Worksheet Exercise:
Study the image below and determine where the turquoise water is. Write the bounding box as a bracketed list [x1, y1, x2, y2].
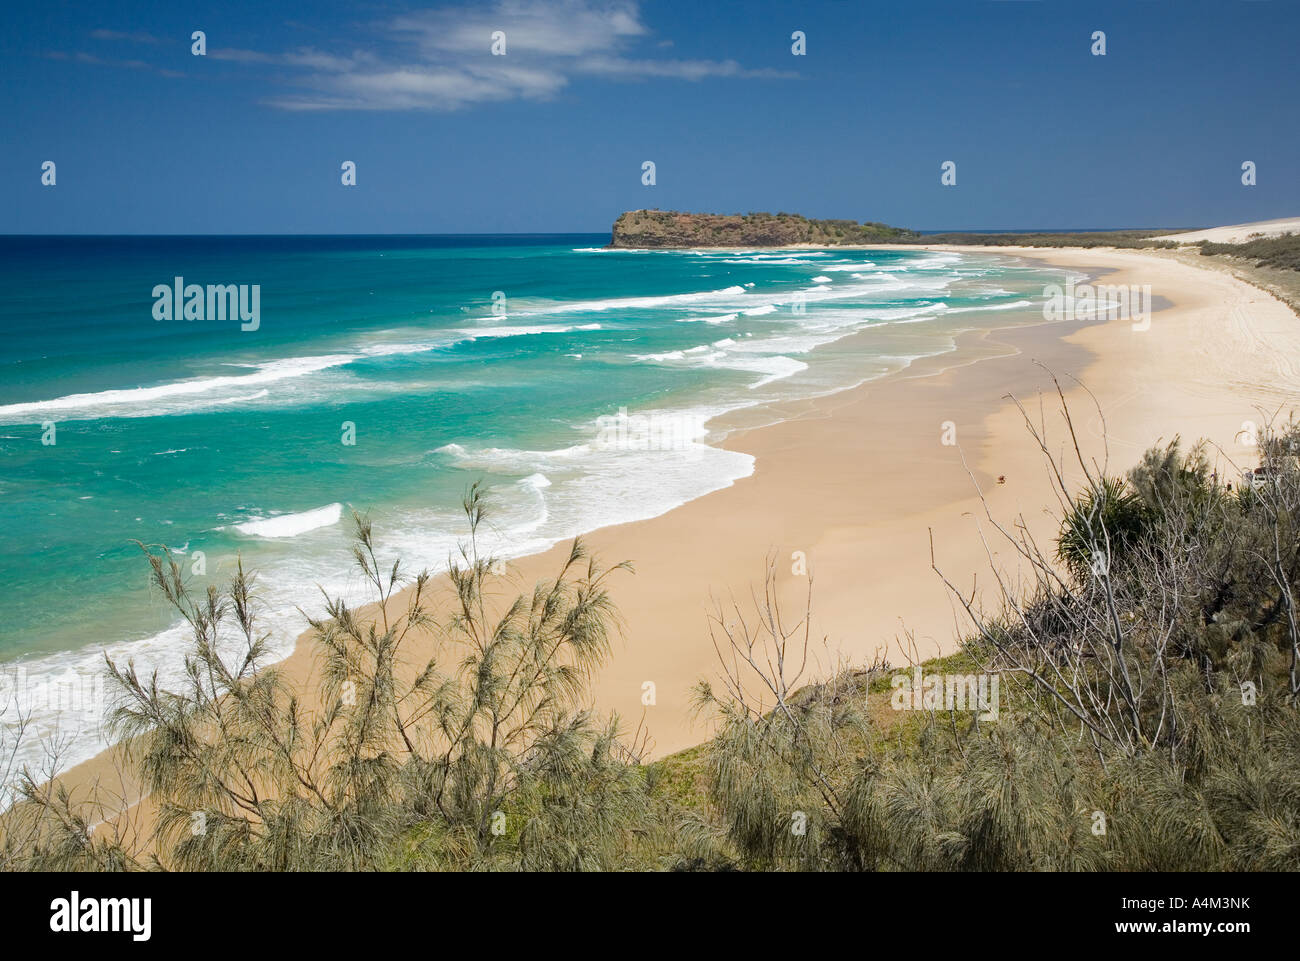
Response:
[0, 234, 1066, 781]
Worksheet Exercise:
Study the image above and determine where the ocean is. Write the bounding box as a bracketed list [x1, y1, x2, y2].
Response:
[0, 234, 1069, 790]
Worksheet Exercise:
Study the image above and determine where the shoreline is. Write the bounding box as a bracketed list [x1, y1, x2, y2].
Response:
[40, 244, 1300, 847]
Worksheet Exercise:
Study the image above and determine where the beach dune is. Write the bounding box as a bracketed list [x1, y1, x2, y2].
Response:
[1155, 216, 1300, 245]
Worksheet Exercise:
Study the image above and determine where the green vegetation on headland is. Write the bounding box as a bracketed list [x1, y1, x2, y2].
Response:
[609, 209, 921, 247]
[610, 210, 1300, 270]
[4, 392, 1299, 872]
[608, 209, 1188, 250]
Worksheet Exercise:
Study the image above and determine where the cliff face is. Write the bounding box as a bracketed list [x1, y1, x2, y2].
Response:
[609, 210, 920, 248]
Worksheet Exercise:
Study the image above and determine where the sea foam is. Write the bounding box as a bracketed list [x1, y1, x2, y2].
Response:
[233, 503, 344, 538]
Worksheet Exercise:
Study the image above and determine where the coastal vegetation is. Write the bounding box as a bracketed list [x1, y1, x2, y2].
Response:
[608, 209, 1185, 250]
[610, 210, 920, 247]
[3, 400, 1300, 871]
[913, 230, 1183, 248]
[1199, 232, 1300, 272]
[610, 211, 1300, 267]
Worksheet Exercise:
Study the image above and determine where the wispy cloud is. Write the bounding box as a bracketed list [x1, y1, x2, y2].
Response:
[46, 49, 183, 78]
[47, 27, 178, 76]
[238, 0, 794, 111]
[89, 28, 165, 45]
[52, 1, 792, 110]
[575, 55, 791, 80]
[393, 0, 647, 57]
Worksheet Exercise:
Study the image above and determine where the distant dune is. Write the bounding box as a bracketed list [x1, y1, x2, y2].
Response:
[1157, 216, 1300, 244]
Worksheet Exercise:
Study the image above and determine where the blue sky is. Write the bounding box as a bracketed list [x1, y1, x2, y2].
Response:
[2, 0, 1297, 234]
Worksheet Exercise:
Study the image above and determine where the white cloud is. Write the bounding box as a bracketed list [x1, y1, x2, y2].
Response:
[221, 0, 791, 111]
[394, 0, 647, 57]
[576, 55, 793, 80]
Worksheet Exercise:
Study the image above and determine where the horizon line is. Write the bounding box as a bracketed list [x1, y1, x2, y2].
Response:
[0, 226, 1212, 239]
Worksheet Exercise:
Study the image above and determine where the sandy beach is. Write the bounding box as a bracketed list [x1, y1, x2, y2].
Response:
[48, 244, 1300, 846]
